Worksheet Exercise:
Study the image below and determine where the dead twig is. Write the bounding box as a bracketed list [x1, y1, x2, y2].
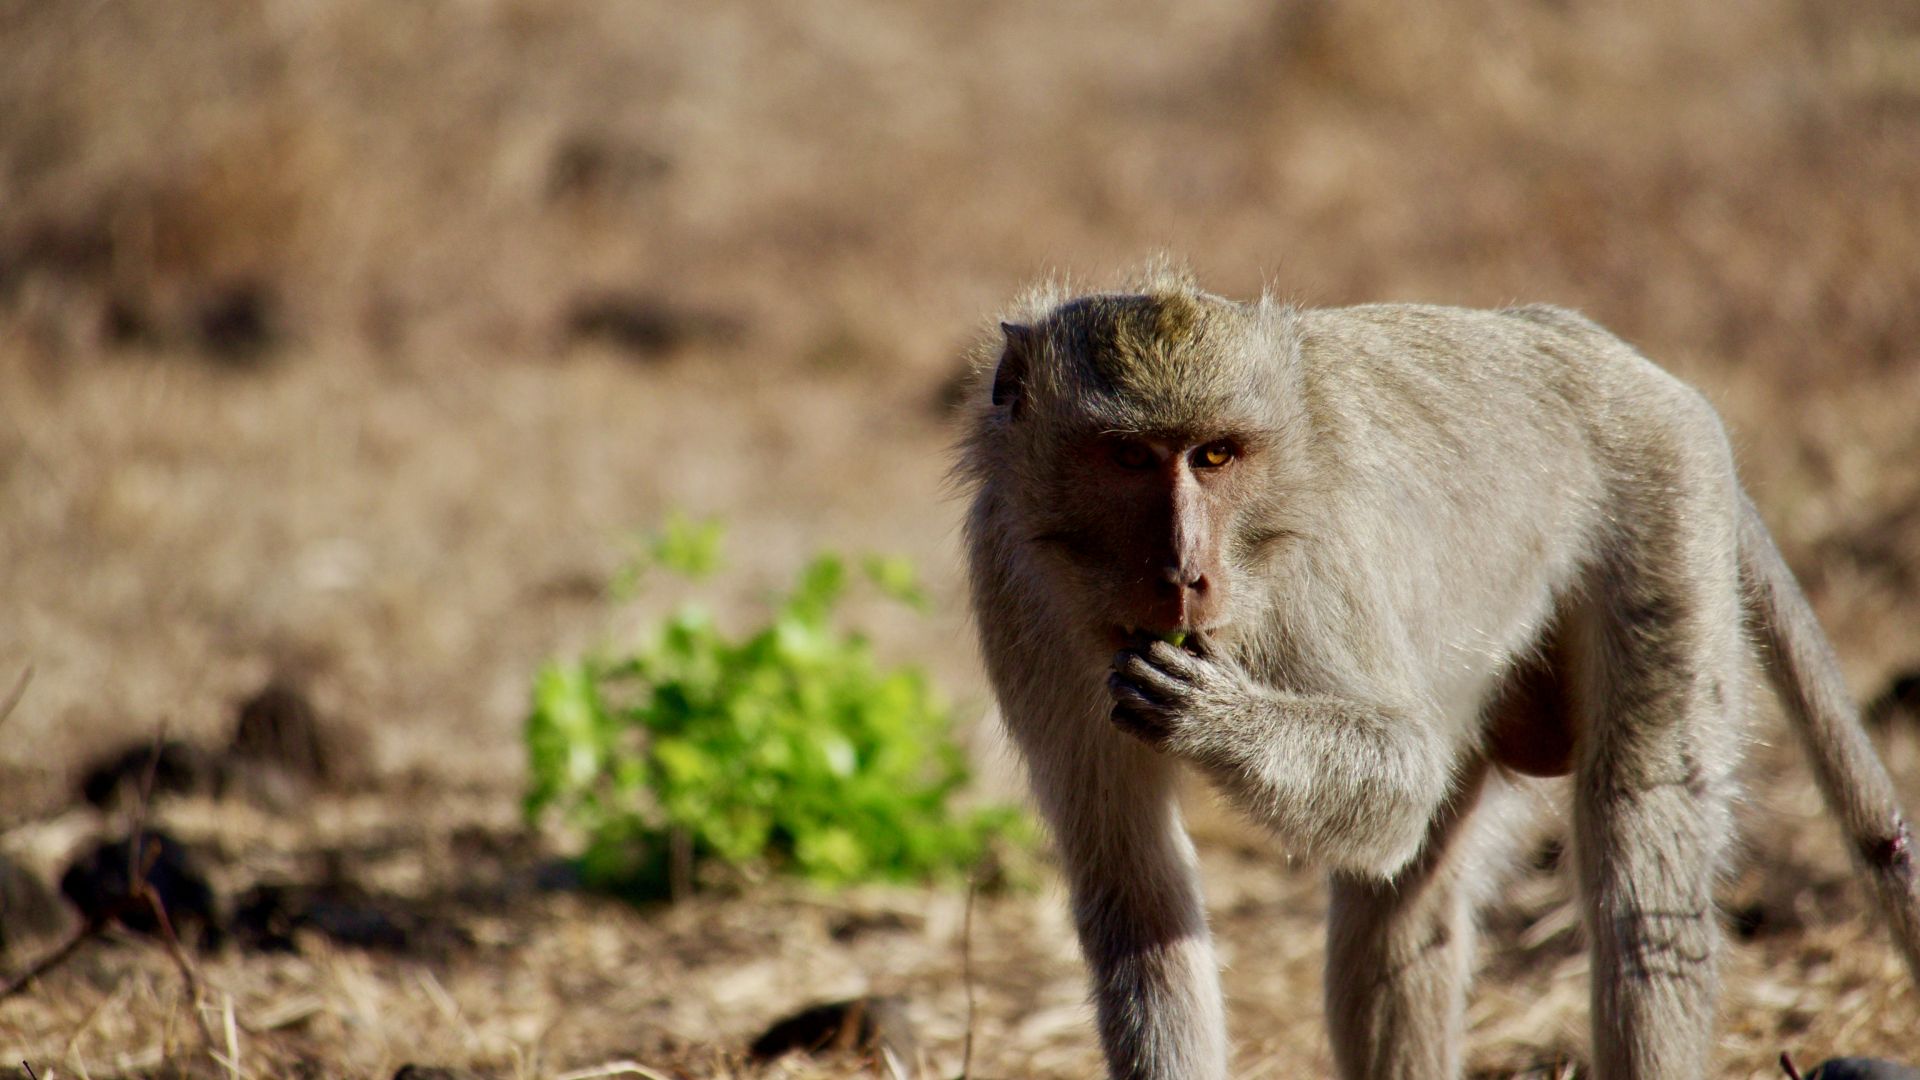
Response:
[0, 917, 109, 999]
[1781, 1051, 1805, 1080]
[125, 724, 168, 874]
[126, 723, 219, 1050]
[668, 826, 692, 903]
[211, 993, 244, 1080]
[553, 1062, 676, 1080]
[0, 726, 165, 1000]
[139, 865, 216, 1048]
[0, 724, 222, 1059]
[0, 665, 30, 726]
[959, 870, 980, 1080]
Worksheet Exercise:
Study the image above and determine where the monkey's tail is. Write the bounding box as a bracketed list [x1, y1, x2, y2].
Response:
[1738, 493, 1920, 987]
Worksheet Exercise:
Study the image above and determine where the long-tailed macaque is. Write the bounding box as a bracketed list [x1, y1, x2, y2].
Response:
[957, 269, 1920, 1079]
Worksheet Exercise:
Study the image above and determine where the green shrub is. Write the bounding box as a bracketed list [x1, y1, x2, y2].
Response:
[524, 516, 1025, 898]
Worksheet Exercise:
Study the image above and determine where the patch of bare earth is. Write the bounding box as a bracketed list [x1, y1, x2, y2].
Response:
[3, 0, 1918, 1075]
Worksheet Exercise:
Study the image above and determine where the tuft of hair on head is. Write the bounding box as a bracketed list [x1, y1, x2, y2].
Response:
[961, 262, 1306, 444]
[1124, 255, 1202, 299]
[988, 258, 1203, 343]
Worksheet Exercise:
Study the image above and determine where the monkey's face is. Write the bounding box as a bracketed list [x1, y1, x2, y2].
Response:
[1025, 430, 1254, 649]
[973, 289, 1306, 653]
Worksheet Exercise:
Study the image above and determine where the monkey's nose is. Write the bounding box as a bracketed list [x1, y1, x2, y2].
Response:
[1157, 566, 1209, 594]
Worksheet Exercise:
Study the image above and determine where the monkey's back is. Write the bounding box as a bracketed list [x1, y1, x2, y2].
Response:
[1282, 302, 1731, 712]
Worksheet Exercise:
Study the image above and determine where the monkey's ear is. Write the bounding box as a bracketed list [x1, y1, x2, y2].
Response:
[992, 321, 1034, 416]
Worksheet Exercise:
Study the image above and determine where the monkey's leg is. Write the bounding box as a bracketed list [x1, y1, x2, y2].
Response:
[1018, 712, 1227, 1080]
[1326, 760, 1506, 1080]
[1573, 506, 1744, 1079]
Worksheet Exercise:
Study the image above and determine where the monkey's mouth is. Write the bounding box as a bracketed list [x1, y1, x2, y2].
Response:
[1111, 626, 1215, 653]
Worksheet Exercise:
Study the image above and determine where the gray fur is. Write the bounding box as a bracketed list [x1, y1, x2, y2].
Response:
[957, 269, 1920, 1080]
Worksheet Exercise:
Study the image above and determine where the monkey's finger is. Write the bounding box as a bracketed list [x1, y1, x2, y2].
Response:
[1110, 702, 1169, 744]
[1141, 639, 1206, 679]
[1108, 673, 1176, 712]
[1113, 653, 1193, 695]
[1183, 629, 1222, 659]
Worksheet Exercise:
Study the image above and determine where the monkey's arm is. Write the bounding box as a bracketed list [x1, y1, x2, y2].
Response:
[1109, 641, 1453, 877]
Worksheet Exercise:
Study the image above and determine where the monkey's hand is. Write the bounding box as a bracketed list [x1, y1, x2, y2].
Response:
[1109, 637, 1453, 876]
[1107, 638, 1267, 755]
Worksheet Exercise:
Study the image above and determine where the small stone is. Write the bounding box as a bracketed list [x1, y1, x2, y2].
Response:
[750, 995, 917, 1073]
[78, 739, 225, 808]
[562, 291, 746, 360]
[1807, 1059, 1920, 1080]
[57, 831, 220, 947]
[1864, 668, 1920, 730]
[230, 679, 341, 785]
[231, 881, 468, 956]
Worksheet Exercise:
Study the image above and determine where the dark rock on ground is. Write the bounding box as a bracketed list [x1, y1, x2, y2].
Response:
[101, 292, 159, 348]
[562, 291, 745, 360]
[827, 909, 916, 942]
[78, 739, 227, 808]
[545, 132, 672, 201]
[1468, 1066, 1578, 1080]
[1729, 900, 1771, 940]
[531, 857, 586, 893]
[392, 1067, 489, 1080]
[230, 678, 345, 786]
[232, 880, 470, 956]
[0, 852, 69, 954]
[228, 887, 297, 951]
[57, 831, 220, 947]
[193, 278, 282, 365]
[100, 279, 286, 367]
[1806, 1060, 1920, 1080]
[74, 679, 353, 815]
[1727, 868, 1853, 942]
[750, 995, 917, 1072]
[1864, 668, 1920, 729]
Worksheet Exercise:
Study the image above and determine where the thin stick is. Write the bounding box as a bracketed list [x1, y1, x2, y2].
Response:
[1780, 1051, 1805, 1080]
[61, 970, 132, 1061]
[668, 827, 692, 903]
[125, 724, 218, 1049]
[21, 1062, 38, 1080]
[552, 1061, 675, 1080]
[126, 723, 169, 880]
[135, 842, 218, 1052]
[0, 665, 30, 727]
[0, 862, 209, 1016]
[0, 920, 107, 999]
[1, 720, 226, 1071]
[217, 993, 243, 1080]
[0, 729, 212, 1010]
[959, 871, 980, 1080]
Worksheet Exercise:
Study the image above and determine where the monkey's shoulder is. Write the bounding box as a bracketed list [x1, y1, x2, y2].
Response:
[1293, 301, 1700, 424]
[1299, 302, 1631, 364]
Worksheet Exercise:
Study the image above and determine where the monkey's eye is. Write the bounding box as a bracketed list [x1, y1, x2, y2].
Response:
[1109, 440, 1157, 471]
[1192, 441, 1236, 469]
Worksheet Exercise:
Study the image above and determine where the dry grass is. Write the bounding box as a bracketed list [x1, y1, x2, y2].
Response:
[2, 0, 1919, 1075]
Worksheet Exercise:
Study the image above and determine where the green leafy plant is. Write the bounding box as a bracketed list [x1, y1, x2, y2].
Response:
[525, 518, 1025, 898]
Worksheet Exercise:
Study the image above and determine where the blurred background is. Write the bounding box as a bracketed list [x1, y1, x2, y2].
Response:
[2, 0, 1918, 1076]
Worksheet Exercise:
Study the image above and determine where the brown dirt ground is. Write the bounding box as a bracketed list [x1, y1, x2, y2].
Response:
[3, 0, 1919, 1076]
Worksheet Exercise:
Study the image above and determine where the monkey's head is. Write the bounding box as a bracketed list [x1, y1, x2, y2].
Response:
[964, 279, 1310, 652]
